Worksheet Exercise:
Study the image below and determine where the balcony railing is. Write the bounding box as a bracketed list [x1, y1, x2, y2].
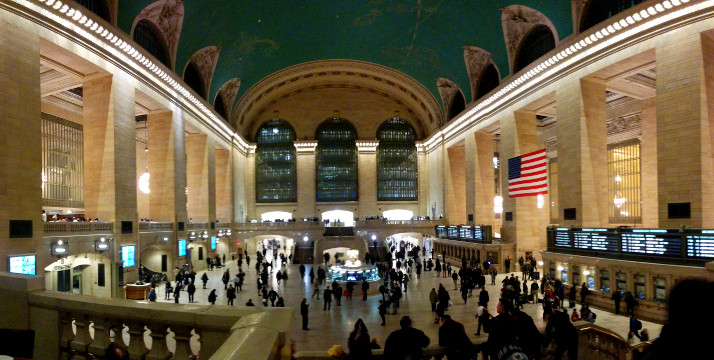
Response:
[186, 222, 208, 230]
[356, 219, 445, 228]
[43, 222, 113, 233]
[27, 290, 292, 360]
[216, 222, 230, 229]
[138, 222, 174, 231]
[234, 222, 325, 230]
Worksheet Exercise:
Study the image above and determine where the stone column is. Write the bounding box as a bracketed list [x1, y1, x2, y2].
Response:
[416, 143, 428, 217]
[244, 147, 256, 219]
[466, 131, 496, 226]
[83, 74, 139, 283]
[499, 111, 548, 257]
[186, 134, 216, 223]
[556, 78, 608, 226]
[231, 144, 247, 223]
[656, 33, 714, 227]
[640, 103, 658, 227]
[446, 146, 466, 224]
[295, 141, 317, 219]
[147, 110, 187, 223]
[357, 141, 378, 219]
[0, 24, 42, 271]
[215, 149, 232, 224]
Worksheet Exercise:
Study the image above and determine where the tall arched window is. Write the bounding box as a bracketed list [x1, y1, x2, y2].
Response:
[75, 0, 111, 23]
[581, 0, 646, 33]
[316, 117, 358, 202]
[133, 20, 171, 68]
[184, 62, 205, 99]
[477, 64, 500, 99]
[256, 119, 297, 203]
[377, 118, 417, 201]
[448, 92, 466, 120]
[513, 25, 555, 73]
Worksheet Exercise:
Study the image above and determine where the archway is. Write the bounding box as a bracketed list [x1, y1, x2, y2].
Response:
[44, 253, 113, 297]
[321, 210, 354, 227]
[261, 211, 293, 222]
[382, 209, 413, 220]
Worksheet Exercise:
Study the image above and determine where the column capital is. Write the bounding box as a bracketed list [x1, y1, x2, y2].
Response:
[294, 140, 318, 154]
[356, 140, 379, 154]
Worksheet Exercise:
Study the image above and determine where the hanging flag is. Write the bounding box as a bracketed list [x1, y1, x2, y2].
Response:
[508, 148, 548, 198]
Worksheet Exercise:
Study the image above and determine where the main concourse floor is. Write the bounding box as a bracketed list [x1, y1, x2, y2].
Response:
[152, 251, 662, 353]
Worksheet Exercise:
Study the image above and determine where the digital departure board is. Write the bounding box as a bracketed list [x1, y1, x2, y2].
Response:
[621, 229, 681, 257]
[474, 227, 484, 241]
[554, 228, 571, 248]
[459, 226, 473, 240]
[572, 228, 619, 252]
[686, 230, 714, 258]
[447, 226, 459, 239]
[436, 226, 447, 238]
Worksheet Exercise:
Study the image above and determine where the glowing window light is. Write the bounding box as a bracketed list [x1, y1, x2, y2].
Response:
[139, 172, 150, 194]
[537, 194, 544, 209]
[494, 196, 503, 214]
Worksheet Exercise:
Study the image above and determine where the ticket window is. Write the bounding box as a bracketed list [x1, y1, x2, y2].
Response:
[600, 270, 610, 293]
[586, 272, 595, 290]
[634, 274, 646, 299]
[572, 266, 581, 287]
[560, 269, 568, 284]
[549, 263, 556, 279]
[616, 272, 627, 293]
[654, 277, 666, 303]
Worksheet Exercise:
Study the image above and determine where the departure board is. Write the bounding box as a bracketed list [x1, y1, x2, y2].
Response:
[621, 229, 681, 257]
[554, 228, 572, 248]
[572, 228, 619, 251]
[474, 227, 484, 241]
[436, 226, 447, 238]
[447, 226, 459, 239]
[686, 230, 714, 258]
[459, 226, 473, 240]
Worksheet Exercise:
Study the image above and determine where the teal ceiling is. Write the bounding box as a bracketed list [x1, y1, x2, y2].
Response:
[118, 0, 572, 112]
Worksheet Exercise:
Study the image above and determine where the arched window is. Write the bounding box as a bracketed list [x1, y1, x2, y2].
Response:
[256, 119, 297, 203]
[448, 92, 466, 120]
[377, 118, 417, 201]
[214, 94, 227, 119]
[513, 25, 555, 73]
[477, 64, 500, 99]
[133, 20, 171, 68]
[581, 0, 646, 33]
[75, 0, 111, 23]
[316, 117, 358, 202]
[184, 62, 205, 99]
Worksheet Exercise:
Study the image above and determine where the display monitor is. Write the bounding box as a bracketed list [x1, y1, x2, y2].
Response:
[9, 254, 36, 275]
[211, 236, 217, 250]
[121, 246, 135, 268]
[178, 240, 187, 257]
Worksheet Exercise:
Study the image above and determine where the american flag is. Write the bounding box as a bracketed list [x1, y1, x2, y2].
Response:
[508, 148, 548, 198]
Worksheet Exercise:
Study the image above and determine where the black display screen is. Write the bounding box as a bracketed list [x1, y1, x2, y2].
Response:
[621, 229, 681, 257]
[554, 228, 571, 248]
[447, 226, 459, 239]
[459, 226, 473, 240]
[474, 227, 484, 241]
[686, 230, 714, 258]
[572, 228, 619, 252]
[436, 226, 447, 238]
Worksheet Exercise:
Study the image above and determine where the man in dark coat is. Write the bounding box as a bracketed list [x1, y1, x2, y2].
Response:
[612, 290, 622, 314]
[384, 316, 430, 360]
[545, 310, 578, 359]
[438, 315, 474, 360]
[300, 298, 309, 330]
[361, 279, 370, 300]
[625, 291, 638, 315]
[484, 298, 518, 359]
[323, 286, 333, 310]
[479, 288, 490, 308]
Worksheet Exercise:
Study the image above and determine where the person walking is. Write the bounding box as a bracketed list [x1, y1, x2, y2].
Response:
[625, 291, 638, 316]
[568, 286, 577, 308]
[164, 282, 173, 300]
[334, 284, 343, 306]
[347, 319, 373, 359]
[312, 279, 321, 299]
[201, 272, 209, 289]
[628, 314, 643, 343]
[222, 270, 229, 290]
[531, 280, 540, 304]
[227, 284, 236, 305]
[378, 300, 387, 326]
[452, 271, 459, 290]
[545, 309, 578, 359]
[301, 298, 309, 330]
[580, 282, 590, 305]
[475, 305, 488, 336]
[148, 288, 157, 302]
[268, 287, 278, 307]
[384, 316, 430, 360]
[429, 288, 438, 312]
[346, 281, 355, 300]
[173, 285, 180, 304]
[299, 264, 306, 279]
[323, 286, 333, 310]
[479, 288, 490, 309]
[612, 290, 623, 315]
[361, 279, 370, 300]
[208, 289, 217, 304]
[187, 281, 196, 303]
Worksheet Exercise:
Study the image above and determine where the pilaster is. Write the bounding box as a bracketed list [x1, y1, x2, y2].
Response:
[295, 141, 317, 219]
[356, 141, 378, 218]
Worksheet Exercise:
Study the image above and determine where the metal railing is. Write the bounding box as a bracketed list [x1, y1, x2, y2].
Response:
[186, 222, 208, 230]
[138, 222, 174, 231]
[43, 222, 113, 233]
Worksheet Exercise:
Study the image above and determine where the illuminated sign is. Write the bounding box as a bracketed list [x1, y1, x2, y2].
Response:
[9, 255, 36, 275]
[211, 236, 217, 250]
[178, 240, 187, 257]
[121, 246, 135, 268]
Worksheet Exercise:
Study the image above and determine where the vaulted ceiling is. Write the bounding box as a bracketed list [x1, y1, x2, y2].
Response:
[117, 0, 573, 115]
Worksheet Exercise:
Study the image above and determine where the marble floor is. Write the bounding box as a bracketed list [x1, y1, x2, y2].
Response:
[153, 252, 662, 353]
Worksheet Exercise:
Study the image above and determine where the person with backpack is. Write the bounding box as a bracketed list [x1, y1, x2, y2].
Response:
[201, 272, 209, 289]
[208, 289, 217, 304]
[629, 314, 643, 342]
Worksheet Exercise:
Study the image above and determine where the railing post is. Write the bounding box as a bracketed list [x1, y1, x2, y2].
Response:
[88, 318, 113, 358]
[171, 327, 196, 360]
[145, 324, 172, 360]
[110, 321, 129, 350]
[125, 322, 149, 360]
[59, 312, 75, 360]
[69, 313, 92, 359]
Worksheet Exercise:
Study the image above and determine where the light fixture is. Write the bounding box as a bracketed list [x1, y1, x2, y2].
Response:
[95, 237, 110, 252]
[615, 175, 622, 182]
[538, 261, 544, 266]
[303, 236, 308, 242]
[537, 194, 544, 209]
[583, 270, 591, 276]
[163, 237, 169, 241]
[557, 265, 564, 271]
[371, 235, 377, 240]
[52, 240, 68, 257]
[139, 119, 150, 194]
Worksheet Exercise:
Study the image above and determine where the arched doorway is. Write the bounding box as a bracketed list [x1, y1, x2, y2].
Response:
[321, 210, 354, 227]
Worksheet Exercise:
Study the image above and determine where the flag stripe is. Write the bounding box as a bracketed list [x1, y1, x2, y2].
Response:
[508, 148, 548, 198]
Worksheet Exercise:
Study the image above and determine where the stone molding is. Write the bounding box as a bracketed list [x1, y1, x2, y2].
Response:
[436, 78, 463, 124]
[232, 60, 443, 138]
[130, 0, 184, 71]
[216, 78, 241, 119]
[501, 5, 559, 75]
[184, 45, 221, 99]
[463, 46, 501, 102]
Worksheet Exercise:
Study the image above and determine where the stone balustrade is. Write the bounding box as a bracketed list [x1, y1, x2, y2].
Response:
[234, 222, 325, 231]
[355, 219, 445, 228]
[43, 222, 113, 233]
[27, 290, 292, 360]
[186, 222, 208, 230]
[215, 222, 230, 229]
